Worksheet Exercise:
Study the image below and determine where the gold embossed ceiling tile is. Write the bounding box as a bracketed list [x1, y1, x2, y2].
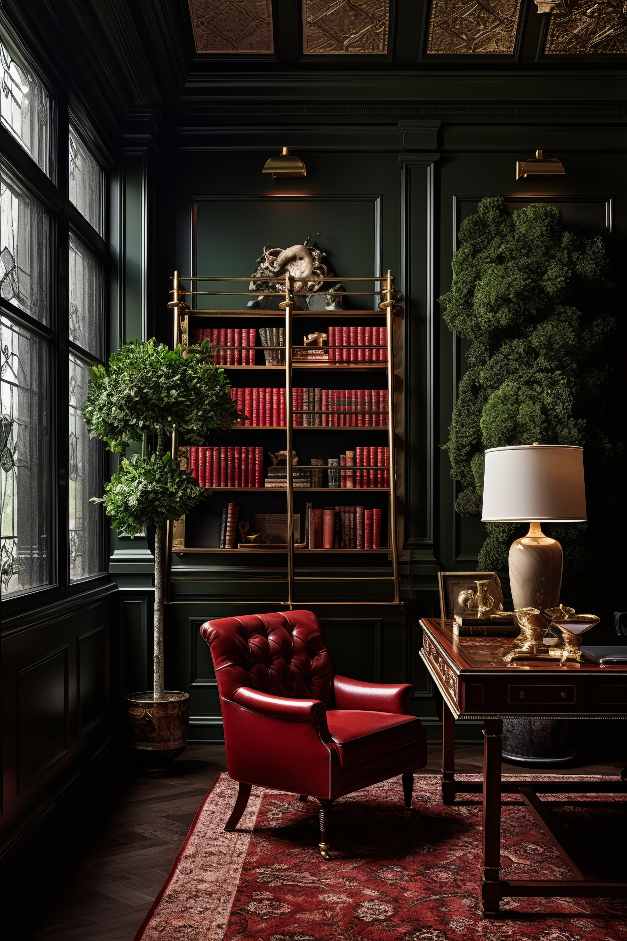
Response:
[303, 0, 390, 54]
[426, 0, 523, 55]
[545, 0, 627, 55]
[187, 0, 273, 54]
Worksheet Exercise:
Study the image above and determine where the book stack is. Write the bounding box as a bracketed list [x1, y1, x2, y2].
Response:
[293, 388, 388, 427]
[336, 447, 389, 488]
[264, 461, 312, 489]
[187, 446, 263, 488]
[305, 504, 384, 550]
[193, 327, 256, 365]
[218, 502, 239, 549]
[328, 326, 388, 363]
[229, 387, 286, 427]
[259, 327, 285, 365]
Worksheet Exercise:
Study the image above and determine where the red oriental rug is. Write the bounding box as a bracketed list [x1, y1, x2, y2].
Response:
[136, 773, 627, 941]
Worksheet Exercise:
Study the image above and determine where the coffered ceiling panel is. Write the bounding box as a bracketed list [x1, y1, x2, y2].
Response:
[187, 0, 273, 54]
[545, 1, 627, 55]
[426, 0, 523, 55]
[302, 0, 390, 54]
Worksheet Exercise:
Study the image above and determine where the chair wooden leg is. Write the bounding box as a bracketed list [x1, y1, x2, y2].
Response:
[224, 782, 252, 832]
[318, 800, 333, 860]
[402, 772, 414, 810]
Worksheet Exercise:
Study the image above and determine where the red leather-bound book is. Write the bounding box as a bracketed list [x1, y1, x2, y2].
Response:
[380, 326, 388, 363]
[355, 505, 365, 549]
[234, 328, 241, 366]
[189, 446, 199, 482]
[321, 389, 329, 428]
[224, 446, 232, 487]
[198, 447, 206, 488]
[209, 329, 218, 361]
[204, 448, 212, 489]
[342, 326, 350, 363]
[364, 509, 373, 550]
[248, 328, 256, 366]
[384, 446, 390, 487]
[339, 453, 346, 488]
[372, 508, 383, 549]
[240, 446, 248, 488]
[234, 447, 241, 488]
[345, 450, 354, 488]
[255, 447, 263, 487]
[218, 328, 226, 365]
[322, 508, 335, 549]
[252, 388, 259, 427]
[259, 387, 266, 427]
[357, 325, 365, 363]
[354, 446, 361, 488]
[280, 388, 286, 427]
[328, 325, 335, 364]
[248, 448, 255, 488]
[364, 325, 372, 363]
[225, 502, 239, 549]
[244, 387, 252, 426]
[272, 387, 280, 427]
[348, 326, 357, 363]
[226, 328, 235, 366]
[367, 446, 375, 487]
[210, 447, 219, 488]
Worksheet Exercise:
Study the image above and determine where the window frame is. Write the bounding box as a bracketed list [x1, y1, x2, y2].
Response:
[0, 12, 113, 618]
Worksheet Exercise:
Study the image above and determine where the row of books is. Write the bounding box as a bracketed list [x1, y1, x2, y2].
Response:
[305, 504, 385, 550]
[328, 326, 388, 363]
[193, 328, 256, 365]
[188, 447, 264, 488]
[294, 388, 388, 427]
[230, 387, 286, 427]
[337, 447, 390, 488]
[218, 502, 239, 549]
[259, 327, 286, 365]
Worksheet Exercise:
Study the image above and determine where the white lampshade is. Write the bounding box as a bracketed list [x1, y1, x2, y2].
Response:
[481, 444, 586, 523]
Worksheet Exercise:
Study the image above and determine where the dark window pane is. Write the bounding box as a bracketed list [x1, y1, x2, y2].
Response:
[68, 127, 103, 234]
[68, 353, 102, 582]
[1, 316, 51, 596]
[69, 232, 103, 357]
[0, 35, 51, 174]
[0, 166, 50, 323]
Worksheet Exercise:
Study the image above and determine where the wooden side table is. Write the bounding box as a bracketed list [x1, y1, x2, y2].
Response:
[419, 617, 627, 916]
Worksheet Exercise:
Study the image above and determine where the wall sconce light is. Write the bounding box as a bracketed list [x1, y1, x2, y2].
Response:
[262, 146, 307, 180]
[534, 1, 560, 12]
[515, 148, 566, 182]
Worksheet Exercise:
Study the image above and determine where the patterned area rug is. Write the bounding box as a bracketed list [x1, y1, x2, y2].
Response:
[136, 773, 627, 941]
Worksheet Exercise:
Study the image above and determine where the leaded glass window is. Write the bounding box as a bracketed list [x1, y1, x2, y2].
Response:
[68, 127, 104, 235]
[0, 34, 50, 175]
[0, 166, 49, 323]
[1, 315, 50, 596]
[69, 232, 103, 357]
[69, 353, 102, 582]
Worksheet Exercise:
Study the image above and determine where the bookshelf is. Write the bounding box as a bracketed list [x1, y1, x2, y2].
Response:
[167, 269, 400, 606]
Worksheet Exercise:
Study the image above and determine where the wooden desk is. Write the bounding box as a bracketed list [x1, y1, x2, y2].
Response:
[419, 617, 627, 916]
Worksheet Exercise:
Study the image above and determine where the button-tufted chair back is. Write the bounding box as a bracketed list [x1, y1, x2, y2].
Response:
[201, 609, 335, 705]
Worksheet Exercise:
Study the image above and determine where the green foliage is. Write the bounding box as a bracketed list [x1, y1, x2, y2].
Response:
[84, 337, 238, 534]
[96, 453, 205, 536]
[83, 339, 238, 453]
[441, 197, 615, 590]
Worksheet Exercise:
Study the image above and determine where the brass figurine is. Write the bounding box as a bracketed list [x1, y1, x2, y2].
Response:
[504, 607, 548, 663]
[545, 606, 600, 664]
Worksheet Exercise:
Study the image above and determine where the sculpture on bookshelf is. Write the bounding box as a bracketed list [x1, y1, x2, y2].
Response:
[247, 237, 344, 310]
[293, 331, 329, 363]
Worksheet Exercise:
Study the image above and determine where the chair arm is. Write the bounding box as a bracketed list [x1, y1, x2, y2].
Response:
[333, 675, 413, 714]
[232, 686, 326, 724]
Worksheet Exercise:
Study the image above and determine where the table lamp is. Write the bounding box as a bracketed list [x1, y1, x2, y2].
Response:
[481, 444, 586, 610]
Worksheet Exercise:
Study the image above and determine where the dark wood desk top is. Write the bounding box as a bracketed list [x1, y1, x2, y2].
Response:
[419, 618, 627, 720]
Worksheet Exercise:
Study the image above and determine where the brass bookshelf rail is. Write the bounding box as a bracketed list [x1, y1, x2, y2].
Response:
[167, 269, 401, 606]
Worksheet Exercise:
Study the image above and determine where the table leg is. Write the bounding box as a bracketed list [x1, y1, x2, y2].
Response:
[481, 718, 503, 917]
[441, 696, 456, 805]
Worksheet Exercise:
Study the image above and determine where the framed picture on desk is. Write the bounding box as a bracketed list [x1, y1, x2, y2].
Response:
[437, 571, 503, 620]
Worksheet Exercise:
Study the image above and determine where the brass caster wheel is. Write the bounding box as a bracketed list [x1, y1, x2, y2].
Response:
[319, 841, 331, 860]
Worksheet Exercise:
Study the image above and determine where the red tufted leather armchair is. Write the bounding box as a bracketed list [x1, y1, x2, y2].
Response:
[200, 609, 426, 857]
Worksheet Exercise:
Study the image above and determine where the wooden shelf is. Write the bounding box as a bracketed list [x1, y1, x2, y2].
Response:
[187, 309, 383, 319]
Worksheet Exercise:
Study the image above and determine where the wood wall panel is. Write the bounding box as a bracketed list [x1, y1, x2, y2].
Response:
[17, 648, 70, 794]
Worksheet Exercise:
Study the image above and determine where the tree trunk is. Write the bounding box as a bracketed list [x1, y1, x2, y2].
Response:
[153, 522, 165, 701]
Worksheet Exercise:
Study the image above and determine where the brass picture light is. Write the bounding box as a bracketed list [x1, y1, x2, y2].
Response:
[262, 146, 307, 179]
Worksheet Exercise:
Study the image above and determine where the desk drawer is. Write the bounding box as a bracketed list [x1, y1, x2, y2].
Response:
[507, 683, 576, 706]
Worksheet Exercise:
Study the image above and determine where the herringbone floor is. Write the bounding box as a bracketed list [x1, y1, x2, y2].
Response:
[5, 743, 625, 941]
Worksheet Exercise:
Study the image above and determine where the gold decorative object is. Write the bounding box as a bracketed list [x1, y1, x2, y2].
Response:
[187, 0, 274, 54]
[515, 148, 566, 182]
[475, 579, 498, 619]
[545, 606, 600, 664]
[302, 0, 390, 55]
[262, 147, 307, 180]
[545, 0, 627, 55]
[248, 239, 327, 305]
[534, 0, 560, 12]
[504, 607, 548, 663]
[426, 0, 522, 56]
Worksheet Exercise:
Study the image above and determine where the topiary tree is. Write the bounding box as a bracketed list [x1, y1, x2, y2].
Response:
[83, 339, 238, 701]
[440, 197, 616, 602]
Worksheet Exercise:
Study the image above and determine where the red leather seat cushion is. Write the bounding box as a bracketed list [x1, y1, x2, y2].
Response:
[326, 709, 424, 769]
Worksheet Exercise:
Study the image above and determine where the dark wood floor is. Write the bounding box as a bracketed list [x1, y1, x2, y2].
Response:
[6, 742, 626, 941]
